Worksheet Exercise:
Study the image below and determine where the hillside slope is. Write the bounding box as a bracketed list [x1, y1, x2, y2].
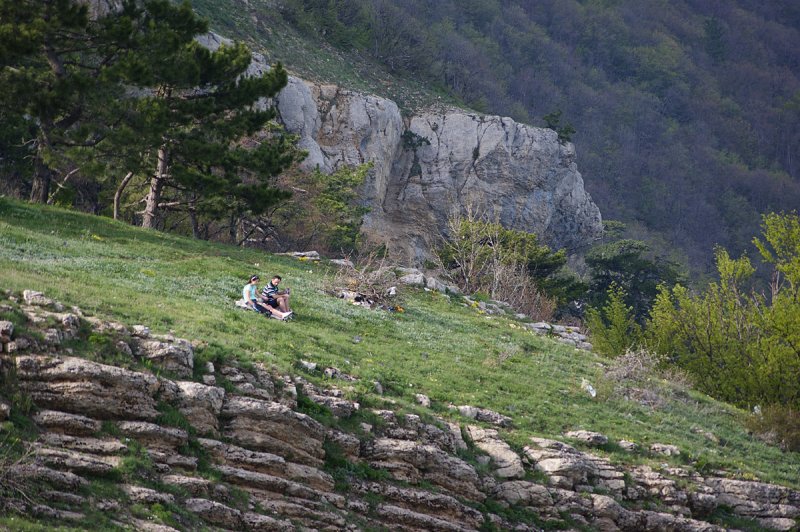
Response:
[1, 200, 800, 530]
[191, 0, 800, 276]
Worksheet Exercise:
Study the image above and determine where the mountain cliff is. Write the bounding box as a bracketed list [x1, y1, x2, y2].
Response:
[276, 75, 602, 263]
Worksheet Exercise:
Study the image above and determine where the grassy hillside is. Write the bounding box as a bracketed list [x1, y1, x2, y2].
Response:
[1, 197, 799, 490]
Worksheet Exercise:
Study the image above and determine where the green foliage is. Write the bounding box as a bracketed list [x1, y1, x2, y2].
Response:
[542, 110, 576, 144]
[323, 439, 389, 492]
[648, 213, 800, 411]
[585, 284, 641, 357]
[229, 0, 800, 280]
[745, 404, 800, 453]
[586, 231, 684, 322]
[0, 0, 302, 236]
[239, 163, 370, 254]
[437, 210, 573, 301]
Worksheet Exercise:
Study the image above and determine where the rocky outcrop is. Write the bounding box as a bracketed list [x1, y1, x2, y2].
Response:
[3, 289, 800, 532]
[275, 75, 602, 263]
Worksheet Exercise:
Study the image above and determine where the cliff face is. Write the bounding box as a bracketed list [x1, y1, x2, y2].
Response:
[276, 76, 602, 263]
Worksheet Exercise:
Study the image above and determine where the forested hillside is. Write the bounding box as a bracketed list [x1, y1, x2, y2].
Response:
[194, 0, 800, 275]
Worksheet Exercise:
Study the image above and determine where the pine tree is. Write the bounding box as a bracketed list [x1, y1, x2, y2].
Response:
[103, 1, 303, 235]
[0, 0, 143, 203]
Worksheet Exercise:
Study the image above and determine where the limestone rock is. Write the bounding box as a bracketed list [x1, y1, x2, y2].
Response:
[364, 437, 483, 500]
[650, 443, 680, 456]
[16, 356, 160, 420]
[756, 517, 800, 531]
[242, 512, 296, 531]
[122, 485, 175, 505]
[326, 429, 361, 461]
[40, 433, 126, 455]
[174, 381, 225, 435]
[398, 272, 426, 286]
[23, 290, 62, 310]
[454, 405, 512, 428]
[34, 410, 101, 437]
[375, 503, 474, 532]
[494, 480, 554, 508]
[161, 474, 213, 497]
[6, 464, 88, 490]
[357, 482, 484, 527]
[415, 393, 431, 408]
[466, 425, 524, 479]
[131, 334, 194, 377]
[222, 395, 326, 466]
[185, 498, 242, 528]
[198, 437, 287, 476]
[705, 478, 800, 520]
[34, 446, 120, 475]
[214, 465, 340, 505]
[565, 430, 609, 446]
[116, 421, 188, 450]
[275, 76, 602, 265]
[522, 437, 627, 492]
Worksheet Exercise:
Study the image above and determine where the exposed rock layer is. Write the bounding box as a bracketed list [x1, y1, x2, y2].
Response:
[2, 290, 798, 531]
[276, 76, 602, 263]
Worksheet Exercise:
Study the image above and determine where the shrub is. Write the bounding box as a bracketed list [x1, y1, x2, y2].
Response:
[585, 284, 641, 357]
[432, 206, 570, 319]
[646, 213, 800, 412]
[329, 249, 400, 308]
[746, 404, 800, 452]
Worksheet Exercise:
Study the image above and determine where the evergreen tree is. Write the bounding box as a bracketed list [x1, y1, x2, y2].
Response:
[586, 232, 684, 322]
[111, 2, 302, 234]
[0, 0, 119, 202]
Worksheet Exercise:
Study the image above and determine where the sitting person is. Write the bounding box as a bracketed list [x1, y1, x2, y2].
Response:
[261, 275, 292, 315]
[242, 275, 292, 320]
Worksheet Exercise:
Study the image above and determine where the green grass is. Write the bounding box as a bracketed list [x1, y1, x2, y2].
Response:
[1, 197, 799, 490]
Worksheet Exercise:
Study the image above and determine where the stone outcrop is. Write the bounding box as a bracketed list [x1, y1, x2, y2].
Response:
[2, 289, 799, 532]
[15, 355, 160, 420]
[275, 75, 602, 263]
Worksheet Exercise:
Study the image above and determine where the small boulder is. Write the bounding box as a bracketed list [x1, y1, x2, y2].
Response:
[650, 443, 680, 457]
[415, 394, 431, 408]
[466, 425, 525, 479]
[175, 381, 225, 435]
[131, 335, 194, 377]
[565, 430, 609, 446]
[0, 320, 13, 338]
[116, 421, 188, 450]
[23, 290, 62, 310]
[398, 272, 425, 287]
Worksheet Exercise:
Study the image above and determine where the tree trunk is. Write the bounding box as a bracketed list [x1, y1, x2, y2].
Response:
[29, 146, 51, 204]
[229, 213, 238, 244]
[142, 147, 169, 229]
[114, 171, 134, 220]
[189, 196, 200, 239]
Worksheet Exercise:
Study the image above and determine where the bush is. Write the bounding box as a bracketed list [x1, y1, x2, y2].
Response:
[432, 206, 569, 319]
[600, 348, 691, 409]
[329, 249, 400, 309]
[585, 284, 641, 357]
[746, 404, 800, 452]
[647, 213, 800, 411]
